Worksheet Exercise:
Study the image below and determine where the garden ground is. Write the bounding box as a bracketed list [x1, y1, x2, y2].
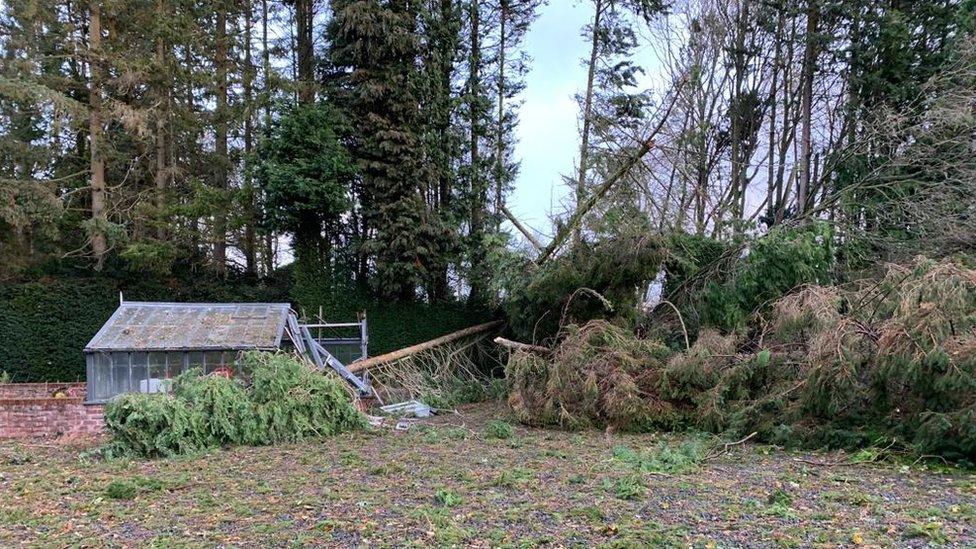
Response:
[1, 402, 973, 547]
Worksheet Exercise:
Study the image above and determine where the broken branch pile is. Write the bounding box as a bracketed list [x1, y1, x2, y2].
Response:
[504, 257, 976, 461]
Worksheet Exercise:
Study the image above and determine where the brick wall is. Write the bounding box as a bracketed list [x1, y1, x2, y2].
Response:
[0, 383, 105, 439]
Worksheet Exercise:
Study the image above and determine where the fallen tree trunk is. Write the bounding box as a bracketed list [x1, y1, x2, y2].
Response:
[536, 83, 684, 266]
[500, 204, 544, 251]
[349, 320, 504, 373]
[493, 336, 550, 355]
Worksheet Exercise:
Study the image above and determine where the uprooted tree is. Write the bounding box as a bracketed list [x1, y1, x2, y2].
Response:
[498, 36, 976, 463]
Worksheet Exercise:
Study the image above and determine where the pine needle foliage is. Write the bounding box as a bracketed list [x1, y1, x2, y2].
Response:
[104, 352, 364, 458]
[505, 320, 676, 431]
[505, 230, 665, 344]
[504, 256, 976, 461]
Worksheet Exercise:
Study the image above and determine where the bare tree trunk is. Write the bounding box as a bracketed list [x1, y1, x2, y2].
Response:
[432, 0, 455, 300]
[295, 0, 314, 103]
[495, 0, 507, 222]
[213, 5, 229, 271]
[574, 0, 604, 245]
[468, 0, 486, 304]
[797, 1, 819, 216]
[243, 0, 257, 274]
[728, 0, 745, 228]
[261, 0, 275, 274]
[765, 5, 783, 225]
[89, 0, 107, 270]
[154, 0, 169, 241]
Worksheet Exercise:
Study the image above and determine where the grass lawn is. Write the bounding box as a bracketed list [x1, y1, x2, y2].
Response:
[1, 402, 973, 547]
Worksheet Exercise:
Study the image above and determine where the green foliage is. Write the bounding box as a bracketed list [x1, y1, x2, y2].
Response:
[605, 474, 645, 500]
[104, 393, 203, 458]
[434, 489, 462, 507]
[504, 230, 666, 344]
[506, 320, 676, 431]
[483, 420, 514, 440]
[694, 223, 835, 332]
[505, 256, 976, 461]
[120, 242, 182, 275]
[611, 439, 706, 475]
[104, 352, 364, 458]
[246, 352, 365, 444]
[172, 370, 258, 447]
[662, 232, 729, 299]
[327, 0, 435, 300]
[104, 476, 173, 500]
[104, 479, 138, 500]
[255, 102, 354, 261]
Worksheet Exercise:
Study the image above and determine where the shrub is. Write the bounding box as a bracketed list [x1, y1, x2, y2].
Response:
[503, 256, 976, 461]
[667, 223, 835, 334]
[246, 352, 365, 443]
[104, 352, 364, 457]
[172, 370, 259, 446]
[104, 393, 203, 458]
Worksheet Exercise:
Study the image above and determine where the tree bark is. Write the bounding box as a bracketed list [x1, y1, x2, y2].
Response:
[295, 0, 314, 103]
[243, 0, 257, 274]
[574, 0, 604, 245]
[349, 320, 503, 373]
[431, 0, 455, 300]
[798, 1, 819, 216]
[261, 0, 275, 274]
[468, 0, 486, 304]
[154, 0, 169, 241]
[213, 4, 229, 271]
[495, 0, 507, 221]
[89, 0, 107, 270]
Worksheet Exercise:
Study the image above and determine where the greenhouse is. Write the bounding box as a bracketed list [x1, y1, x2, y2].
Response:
[84, 301, 370, 403]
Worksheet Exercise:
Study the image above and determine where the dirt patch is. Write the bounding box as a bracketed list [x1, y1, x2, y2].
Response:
[1, 402, 973, 547]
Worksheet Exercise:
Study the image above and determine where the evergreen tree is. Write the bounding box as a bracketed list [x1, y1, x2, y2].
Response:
[328, 0, 430, 300]
[255, 102, 355, 269]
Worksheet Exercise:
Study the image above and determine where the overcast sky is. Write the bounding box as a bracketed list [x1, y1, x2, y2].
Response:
[509, 1, 663, 244]
[508, 2, 592, 242]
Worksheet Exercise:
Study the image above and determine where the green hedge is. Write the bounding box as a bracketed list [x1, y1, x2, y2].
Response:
[289, 266, 491, 356]
[0, 268, 490, 382]
[0, 279, 118, 383]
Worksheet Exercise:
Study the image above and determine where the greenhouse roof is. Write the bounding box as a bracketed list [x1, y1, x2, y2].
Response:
[85, 302, 292, 352]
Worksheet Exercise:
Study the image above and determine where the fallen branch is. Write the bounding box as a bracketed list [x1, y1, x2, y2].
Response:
[705, 431, 757, 460]
[349, 320, 504, 373]
[536, 82, 684, 266]
[500, 204, 544, 251]
[493, 337, 551, 355]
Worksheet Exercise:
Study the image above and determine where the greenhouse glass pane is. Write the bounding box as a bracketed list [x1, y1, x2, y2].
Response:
[187, 351, 205, 371]
[205, 351, 223, 374]
[148, 353, 167, 393]
[91, 353, 114, 401]
[111, 353, 131, 396]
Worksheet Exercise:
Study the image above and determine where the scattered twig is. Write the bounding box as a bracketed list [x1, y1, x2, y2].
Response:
[705, 431, 757, 460]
